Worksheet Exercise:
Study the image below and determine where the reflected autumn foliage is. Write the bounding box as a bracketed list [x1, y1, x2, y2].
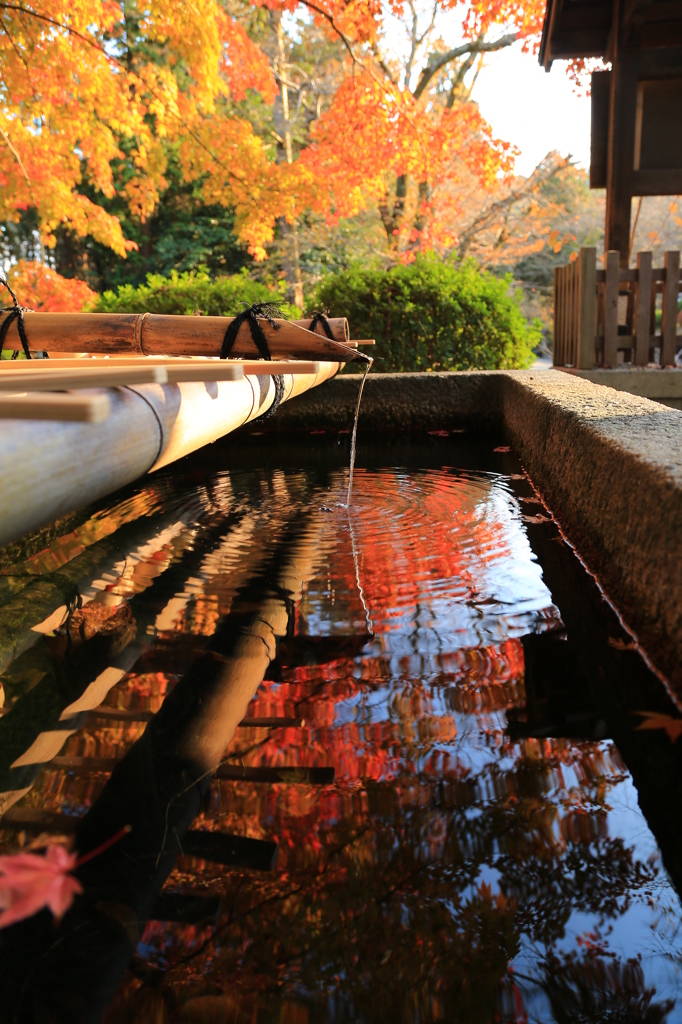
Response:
[0, 462, 676, 1023]
[99, 470, 670, 1022]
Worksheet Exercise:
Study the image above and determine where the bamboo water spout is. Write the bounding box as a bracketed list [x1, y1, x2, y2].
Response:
[0, 311, 362, 362]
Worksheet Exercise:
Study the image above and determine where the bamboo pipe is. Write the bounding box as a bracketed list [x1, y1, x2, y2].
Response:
[0, 311, 364, 362]
[294, 317, 348, 342]
[0, 362, 339, 548]
[0, 364, 170, 392]
[0, 392, 111, 422]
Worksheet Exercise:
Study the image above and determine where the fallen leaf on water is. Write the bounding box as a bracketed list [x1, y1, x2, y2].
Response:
[0, 823, 131, 928]
[494, 446, 511, 453]
[608, 637, 637, 651]
[0, 845, 82, 928]
[635, 711, 682, 743]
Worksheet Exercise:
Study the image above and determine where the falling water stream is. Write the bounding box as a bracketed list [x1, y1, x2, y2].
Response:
[344, 358, 372, 507]
[0, 434, 681, 1023]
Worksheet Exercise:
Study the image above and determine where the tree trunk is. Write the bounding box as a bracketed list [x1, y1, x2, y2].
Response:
[379, 174, 408, 248]
[273, 13, 304, 308]
[411, 180, 432, 245]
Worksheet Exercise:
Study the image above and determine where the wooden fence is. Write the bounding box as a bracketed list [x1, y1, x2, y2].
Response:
[554, 248, 681, 368]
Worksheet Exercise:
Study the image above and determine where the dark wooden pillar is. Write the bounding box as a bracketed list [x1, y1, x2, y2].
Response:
[605, 0, 640, 267]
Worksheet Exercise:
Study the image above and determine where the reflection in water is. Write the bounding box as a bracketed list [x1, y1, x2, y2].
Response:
[0, 440, 681, 1023]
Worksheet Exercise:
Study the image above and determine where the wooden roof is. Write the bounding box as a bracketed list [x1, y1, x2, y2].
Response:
[539, 1, 682, 69]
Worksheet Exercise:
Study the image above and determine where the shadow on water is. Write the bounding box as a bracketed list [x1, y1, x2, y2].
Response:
[0, 433, 681, 1022]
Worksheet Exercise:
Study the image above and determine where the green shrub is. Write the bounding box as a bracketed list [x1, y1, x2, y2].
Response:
[95, 267, 301, 318]
[311, 256, 539, 372]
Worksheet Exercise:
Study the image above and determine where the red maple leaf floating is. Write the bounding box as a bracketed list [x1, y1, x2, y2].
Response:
[0, 845, 82, 929]
[494, 446, 511, 453]
[635, 712, 682, 744]
[0, 824, 131, 929]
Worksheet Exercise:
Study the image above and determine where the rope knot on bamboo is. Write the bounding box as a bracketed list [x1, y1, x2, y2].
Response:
[308, 311, 334, 340]
[220, 303, 283, 361]
[221, 303, 287, 421]
[0, 278, 33, 360]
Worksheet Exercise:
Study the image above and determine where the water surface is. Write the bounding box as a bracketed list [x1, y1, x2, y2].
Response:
[0, 435, 681, 1023]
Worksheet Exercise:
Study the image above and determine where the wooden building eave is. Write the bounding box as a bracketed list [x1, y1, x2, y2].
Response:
[540, 0, 682, 70]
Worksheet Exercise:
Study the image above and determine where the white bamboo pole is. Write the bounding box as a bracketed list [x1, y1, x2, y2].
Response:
[0, 362, 339, 548]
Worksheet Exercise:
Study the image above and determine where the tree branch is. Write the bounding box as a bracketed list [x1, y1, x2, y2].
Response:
[412, 31, 517, 100]
[457, 154, 572, 259]
[404, 0, 419, 84]
[0, 123, 32, 191]
[370, 41, 398, 85]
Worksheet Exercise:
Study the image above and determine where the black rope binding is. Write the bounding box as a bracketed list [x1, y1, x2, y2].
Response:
[308, 311, 334, 340]
[221, 303, 288, 422]
[254, 372, 285, 421]
[0, 277, 32, 359]
[220, 302, 283, 361]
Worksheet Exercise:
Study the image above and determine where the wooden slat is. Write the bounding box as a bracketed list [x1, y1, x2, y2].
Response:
[87, 706, 303, 729]
[633, 169, 682, 196]
[0, 808, 278, 871]
[661, 250, 681, 366]
[573, 259, 578, 365]
[166, 362, 314, 382]
[0, 364, 168, 392]
[565, 262, 569, 366]
[561, 265, 568, 366]
[48, 755, 334, 784]
[239, 717, 304, 729]
[181, 831, 278, 871]
[553, 267, 560, 366]
[603, 250, 621, 367]
[578, 248, 597, 368]
[635, 251, 653, 365]
[216, 764, 335, 785]
[0, 357, 320, 377]
[0, 392, 111, 422]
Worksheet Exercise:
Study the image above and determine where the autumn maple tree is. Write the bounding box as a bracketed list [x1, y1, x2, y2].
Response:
[0, 0, 548, 291]
[0, 0, 288, 263]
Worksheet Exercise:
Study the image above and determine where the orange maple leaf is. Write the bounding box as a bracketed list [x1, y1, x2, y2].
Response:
[635, 711, 682, 743]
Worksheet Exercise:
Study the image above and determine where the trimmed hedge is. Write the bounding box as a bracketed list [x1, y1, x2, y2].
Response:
[311, 257, 539, 372]
[95, 268, 300, 318]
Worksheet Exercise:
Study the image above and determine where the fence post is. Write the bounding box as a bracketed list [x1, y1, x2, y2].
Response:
[661, 250, 680, 366]
[635, 250, 653, 366]
[553, 265, 562, 366]
[578, 248, 597, 368]
[603, 250, 620, 367]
